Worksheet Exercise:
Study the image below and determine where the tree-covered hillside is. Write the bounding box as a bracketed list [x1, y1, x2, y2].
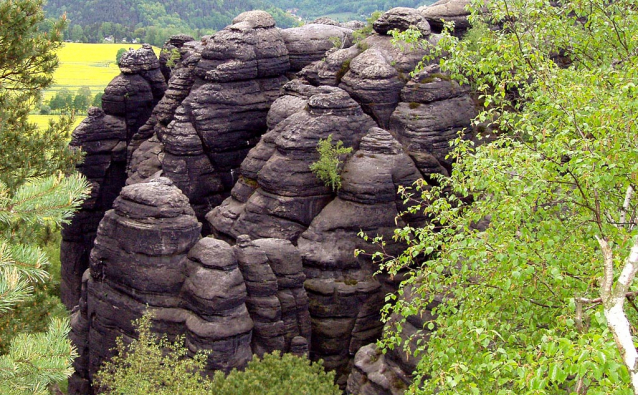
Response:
[43, 0, 297, 45]
[268, 0, 431, 20]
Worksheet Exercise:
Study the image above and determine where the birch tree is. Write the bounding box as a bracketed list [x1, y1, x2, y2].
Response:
[374, 0, 638, 393]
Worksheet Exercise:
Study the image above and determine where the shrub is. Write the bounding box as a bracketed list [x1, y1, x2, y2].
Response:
[115, 48, 127, 64]
[96, 313, 340, 395]
[309, 134, 352, 192]
[352, 11, 381, 44]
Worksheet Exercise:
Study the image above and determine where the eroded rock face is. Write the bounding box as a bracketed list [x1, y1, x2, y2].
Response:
[298, 128, 422, 385]
[207, 85, 377, 243]
[346, 289, 440, 395]
[68, 178, 254, 394]
[419, 0, 471, 35]
[373, 7, 431, 36]
[281, 24, 354, 71]
[126, 11, 291, 226]
[61, 46, 166, 309]
[64, 8, 481, 394]
[389, 65, 477, 176]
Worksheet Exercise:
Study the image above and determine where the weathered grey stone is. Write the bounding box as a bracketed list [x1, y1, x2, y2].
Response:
[299, 45, 362, 87]
[281, 24, 354, 71]
[419, 0, 471, 35]
[373, 7, 431, 36]
[208, 85, 376, 243]
[389, 66, 477, 176]
[69, 180, 262, 394]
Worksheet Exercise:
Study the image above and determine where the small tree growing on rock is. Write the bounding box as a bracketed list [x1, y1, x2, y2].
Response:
[310, 134, 352, 192]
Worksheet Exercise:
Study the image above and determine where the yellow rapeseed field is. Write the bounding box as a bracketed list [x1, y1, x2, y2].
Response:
[33, 43, 160, 129]
[44, 43, 152, 101]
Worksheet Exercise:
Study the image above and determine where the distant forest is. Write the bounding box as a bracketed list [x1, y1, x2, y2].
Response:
[42, 0, 434, 46]
[269, 0, 431, 20]
[43, 0, 298, 45]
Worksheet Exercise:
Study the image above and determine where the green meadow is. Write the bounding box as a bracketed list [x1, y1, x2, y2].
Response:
[32, 43, 159, 128]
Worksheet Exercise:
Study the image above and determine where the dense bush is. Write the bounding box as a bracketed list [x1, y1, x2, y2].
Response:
[96, 313, 340, 395]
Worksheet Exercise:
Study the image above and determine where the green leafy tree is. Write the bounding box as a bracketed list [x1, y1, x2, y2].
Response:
[372, 0, 638, 393]
[92, 92, 103, 108]
[310, 134, 352, 192]
[96, 313, 340, 395]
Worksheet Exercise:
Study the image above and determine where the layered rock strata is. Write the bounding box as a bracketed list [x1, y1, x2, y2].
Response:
[69, 178, 255, 393]
[389, 64, 477, 176]
[61, 46, 166, 309]
[207, 85, 377, 243]
[419, 0, 472, 35]
[63, 7, 482, 394]
[126, 11, 292, 227]
[298, 128, 422, 385]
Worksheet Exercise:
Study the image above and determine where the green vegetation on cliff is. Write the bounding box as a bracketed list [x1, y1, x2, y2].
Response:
[373, 0, 638, 393]
[96, 314, 340, 394]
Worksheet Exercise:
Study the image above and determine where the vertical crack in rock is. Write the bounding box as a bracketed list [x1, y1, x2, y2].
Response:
[298, 127, 422, 386]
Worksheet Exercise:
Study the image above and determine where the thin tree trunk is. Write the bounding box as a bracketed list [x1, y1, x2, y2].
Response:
[597, 236, 638, 394]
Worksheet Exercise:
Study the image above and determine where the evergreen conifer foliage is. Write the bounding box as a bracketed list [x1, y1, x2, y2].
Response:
[0, 0, 82, 189]
[0, 174, 89, 394]
[0, 0, 90, 392]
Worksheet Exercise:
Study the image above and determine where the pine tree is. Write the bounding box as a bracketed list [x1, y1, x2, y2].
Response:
[0, 0, 82, 190]
[0, 0, 90, 392]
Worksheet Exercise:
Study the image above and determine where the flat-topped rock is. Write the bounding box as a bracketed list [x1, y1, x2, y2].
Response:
[373, 7, 431, 36]
[281, 24, 354, 71]
[419, 0, 471, 34]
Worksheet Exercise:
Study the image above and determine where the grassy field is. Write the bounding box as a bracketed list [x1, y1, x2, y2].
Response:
[33, 43, 159, 128]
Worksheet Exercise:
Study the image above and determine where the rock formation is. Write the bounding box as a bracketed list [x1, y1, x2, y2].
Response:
[419, 0, 472, 35]
[389, 64, 477, 176]
[61, 45, 166, 309]
[63, 5, 479, 394]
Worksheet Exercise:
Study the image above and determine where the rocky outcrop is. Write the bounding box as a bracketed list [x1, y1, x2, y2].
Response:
[419, 0, 471, 35]
[334, 6, 437, 128]
[298, 128, 422, 385]
[126, 11, 291, 227]
[61, 46, 166, 309]
[281, 24, 354, 71]
[299, 45, 362, 87]
[373, 7, 431, 36]
[68, 178, 255, 393]
[389, 65, 477, 176]
[159, 34, 195, 81]
[64, 7, 481, 394]
[207, 85, 377, 243]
